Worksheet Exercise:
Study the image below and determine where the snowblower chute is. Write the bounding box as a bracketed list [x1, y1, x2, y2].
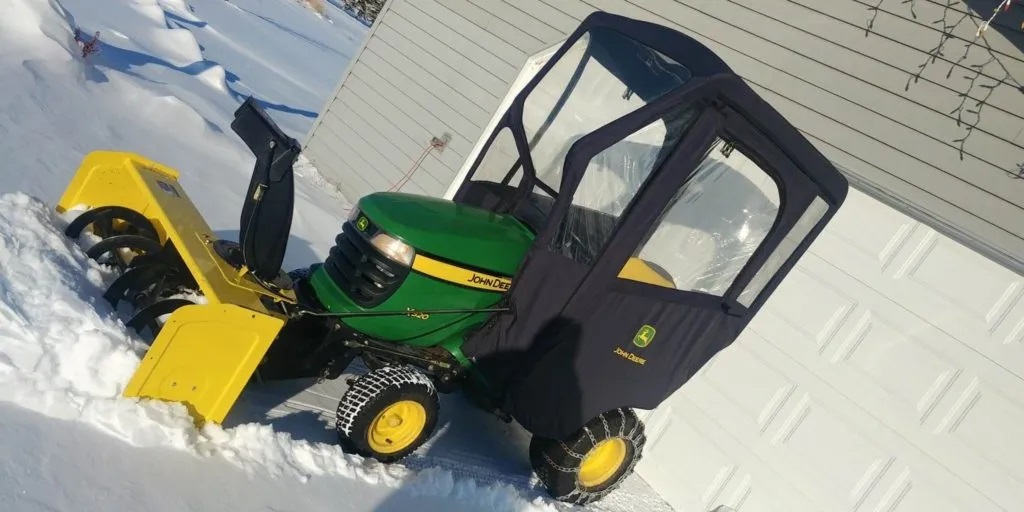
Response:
[58, 11, 850, 506]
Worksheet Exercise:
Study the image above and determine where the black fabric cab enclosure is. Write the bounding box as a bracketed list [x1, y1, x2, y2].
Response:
[453, 12, 849, 440]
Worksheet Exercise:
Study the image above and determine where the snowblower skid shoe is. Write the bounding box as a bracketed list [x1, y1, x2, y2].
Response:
[56, 98, 303, 425]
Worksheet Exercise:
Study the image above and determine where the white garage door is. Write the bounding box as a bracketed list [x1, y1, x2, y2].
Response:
[634, 186, 1024, 511]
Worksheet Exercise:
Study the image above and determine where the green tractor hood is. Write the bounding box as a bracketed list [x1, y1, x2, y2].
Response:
[356, 192, 535, 275]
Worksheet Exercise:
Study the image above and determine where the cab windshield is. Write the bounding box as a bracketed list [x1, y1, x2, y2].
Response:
[464, 26, 697, 236]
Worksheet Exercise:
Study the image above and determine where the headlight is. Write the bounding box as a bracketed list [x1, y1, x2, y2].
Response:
[370, 232, 415, 267]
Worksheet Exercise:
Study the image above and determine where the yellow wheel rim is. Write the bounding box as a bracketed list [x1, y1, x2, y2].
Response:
[578, 438, 628, 488]
[367, 400, 427, 454]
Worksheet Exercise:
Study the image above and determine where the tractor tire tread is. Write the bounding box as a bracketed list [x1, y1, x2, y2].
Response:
[335, 364, 438, 463]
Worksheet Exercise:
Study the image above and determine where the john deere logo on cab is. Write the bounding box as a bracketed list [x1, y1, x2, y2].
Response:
[614, 347, 647, 365]
[356, 216, 369, 231]
[467, 273, 511, 291]
[633, 325, 656, 348]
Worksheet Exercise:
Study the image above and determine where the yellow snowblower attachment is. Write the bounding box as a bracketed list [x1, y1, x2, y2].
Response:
[57, 98, 306, 425]
[57, 149, 295, 424]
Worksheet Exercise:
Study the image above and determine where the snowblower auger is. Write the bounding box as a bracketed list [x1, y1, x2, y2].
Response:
[56, 98, 302, 425]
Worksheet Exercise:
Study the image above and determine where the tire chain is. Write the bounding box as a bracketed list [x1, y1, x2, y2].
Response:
[335, 364, 436, 437]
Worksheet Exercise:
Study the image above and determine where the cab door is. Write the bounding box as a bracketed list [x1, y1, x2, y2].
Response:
[507, 105, 842, 439]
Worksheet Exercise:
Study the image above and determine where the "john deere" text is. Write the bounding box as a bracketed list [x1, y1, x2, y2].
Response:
[467, 273, 511, 291]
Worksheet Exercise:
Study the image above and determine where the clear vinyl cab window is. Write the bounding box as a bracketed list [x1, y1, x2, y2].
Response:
[621, 138, 782, 297]
[462, 26, 695, 242]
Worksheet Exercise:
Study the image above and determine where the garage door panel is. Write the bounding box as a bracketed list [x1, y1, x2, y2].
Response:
[860, 466, 977, 512]
[638, 411, 741, 508]
[786, 254, 1024, 401]
[636, 399, 816, 512]
[744, 255, 1024, 504]
[751, 321, 1024, 507]
[837, 309, 964, 426]
[682, 344, 895, 510]
[899, 234, 1023, 327]
[1009, 314, 1024, 346]
[671, 392, 974, 512]
[804, 189, 1024, 375]
[678, 341, 995, 511]
[827, 306, 1024, 499]
[757, 266, 856, 353]
[697, 343, 798, 435]
[938, 377, 1024, 484]
[816, 187, 918, 271]
[755, 333, 1006, 510]
[760, 267, 1021, 442]
[754, 297, 960, 431]
[767, 393, 896, 509]
[896, 232, 1024, 356]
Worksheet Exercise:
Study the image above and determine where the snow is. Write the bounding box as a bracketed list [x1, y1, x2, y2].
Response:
[0, 0, 670, 511]
[0, 402, 544, 512]
[0, 0, 357, 272]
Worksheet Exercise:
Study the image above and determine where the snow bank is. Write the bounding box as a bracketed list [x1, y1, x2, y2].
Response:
[116, 0, 205, 67]
[148, 27, 205, 67]
[1, 401, 568, 512]
[0, 194, 139, 411]
[4, 0, 78, 55]
[196, 63, 229, 92]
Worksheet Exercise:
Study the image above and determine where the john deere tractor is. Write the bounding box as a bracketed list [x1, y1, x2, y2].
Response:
[56, 12, 848, 505]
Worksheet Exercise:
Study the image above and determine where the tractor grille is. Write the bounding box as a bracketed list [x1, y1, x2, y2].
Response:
[323, 221, 409, 308]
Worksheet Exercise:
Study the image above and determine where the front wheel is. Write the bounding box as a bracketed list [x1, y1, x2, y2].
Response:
[530, 408, 646, 505]
[335, 365, 440, 463]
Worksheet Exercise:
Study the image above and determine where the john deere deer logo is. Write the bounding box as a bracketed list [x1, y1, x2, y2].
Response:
[356, 216, 369, 231]
[633, 325, 656, 348]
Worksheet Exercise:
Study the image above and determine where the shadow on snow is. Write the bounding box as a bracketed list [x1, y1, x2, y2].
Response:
[81, 36, 318, 128]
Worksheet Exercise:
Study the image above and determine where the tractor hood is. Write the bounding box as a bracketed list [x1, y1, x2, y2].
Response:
[355, 192, 535, 276]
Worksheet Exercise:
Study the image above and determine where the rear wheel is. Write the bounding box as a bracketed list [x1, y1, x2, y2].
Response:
[529, 408, 646, 505]
[335, 365, 439, 462]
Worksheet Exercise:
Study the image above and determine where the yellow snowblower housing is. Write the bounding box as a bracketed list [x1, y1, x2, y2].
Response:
[56, 99, 303, 424]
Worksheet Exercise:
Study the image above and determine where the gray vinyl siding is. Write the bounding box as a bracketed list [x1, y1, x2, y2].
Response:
[304, 0, 1024, 274]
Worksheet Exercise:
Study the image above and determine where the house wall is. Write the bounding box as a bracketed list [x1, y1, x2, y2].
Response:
[304, 0, 1024, 275]
[302, 0, 568, 200]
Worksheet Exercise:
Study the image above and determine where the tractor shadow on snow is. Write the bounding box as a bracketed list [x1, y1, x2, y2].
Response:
[221, 318, 602, 508]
